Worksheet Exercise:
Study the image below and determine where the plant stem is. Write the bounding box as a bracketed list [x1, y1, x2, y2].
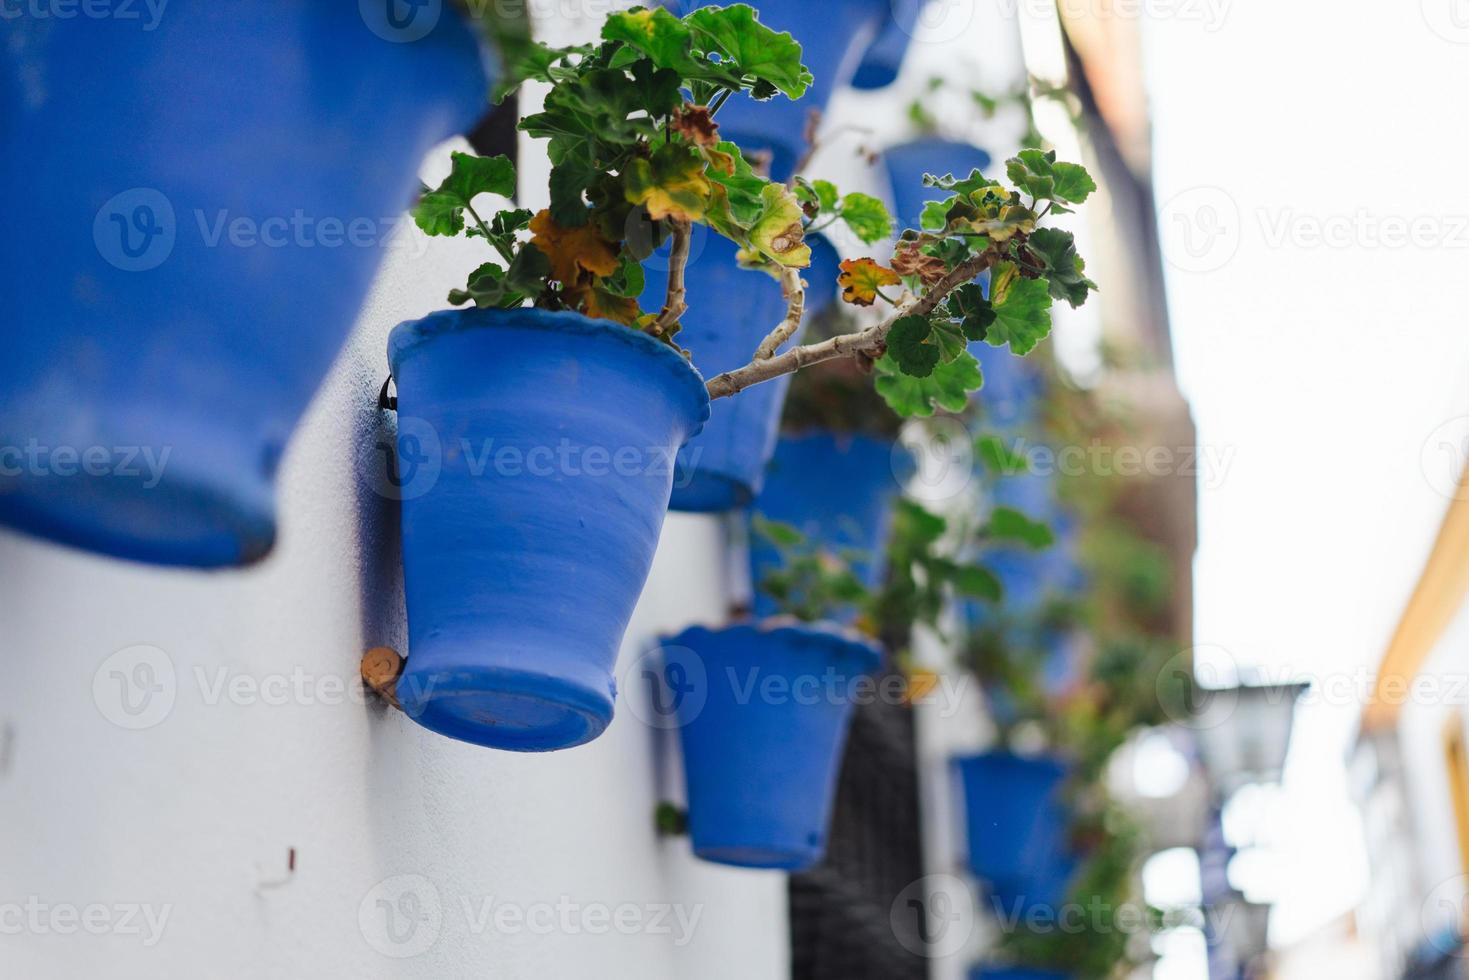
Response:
[705, 251, 994, 400]
[465, 203, 513, 264]
[653, 219, 691, 336]
[753, 267, 806, 360]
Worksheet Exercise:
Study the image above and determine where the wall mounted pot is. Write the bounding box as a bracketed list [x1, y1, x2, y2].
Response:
[663, 621, 882, 869]
[749, 431, 910, 619]
[956, 753, 1079, 910]
[0, 7, 486, 567]
[641, 233, 840, 512]
[850, 0, 926, 90]
[389, 308, 709, 752]
[678, 0, 890, 181]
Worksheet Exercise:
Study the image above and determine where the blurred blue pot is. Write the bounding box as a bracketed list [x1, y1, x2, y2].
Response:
[884, 138, 993, 231]
[749, 431, 910, 619]
[389, 308, 709, 752]
[665, 621, 882, 869]
[0, 6, 486, 567]
[956, 752, 1078, 909]
[851, 0, 925, 90]
[642, 233, 840, 512]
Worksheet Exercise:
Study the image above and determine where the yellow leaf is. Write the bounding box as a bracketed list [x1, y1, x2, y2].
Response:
[529, 210, 620, 287]
[625, 144, 711, 223]
[748, 183, 811, 268]
[838, 257, 900, 306]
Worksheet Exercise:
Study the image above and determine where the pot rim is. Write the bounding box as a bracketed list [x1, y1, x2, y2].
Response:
[388, 305, 711, 435]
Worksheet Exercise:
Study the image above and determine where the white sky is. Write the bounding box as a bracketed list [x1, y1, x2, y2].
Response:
[1143, 0, 1469, 950]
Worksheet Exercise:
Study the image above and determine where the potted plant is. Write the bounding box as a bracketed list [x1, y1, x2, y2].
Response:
[387, 3, 1099, 751]
[663, 490, 1013, 869]
[1, 4, 498, 567]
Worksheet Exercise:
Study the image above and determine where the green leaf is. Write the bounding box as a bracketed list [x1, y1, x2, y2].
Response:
[447, 262, 511, 308]
[988, 506, 1055, 549]
[602, 7, 700, 76]
[985, 274, 1053, 355]
[947, 282, 996, 341]
[705, 140, 769, 228]
[951, 564, 1003, 601]
[624, 143, 712, 223]
[895, 499, 948, 545]
[685, 4, 813, 100]
[751, 515, 806, 549]
[811, 179, 840, 212]
[839, 192, 894, 245]
[977, 434, 1029, 475]
[874, 350, 983, 417]
[1025, 227, 1098, 309]
[923, 169, 999, 196]
[414, 153, 517, 236]
[919, 197, 956, 232]
[489, 208, 535, 237]
[1005, 149, 1096, 204]
[887, 315, 941, 377]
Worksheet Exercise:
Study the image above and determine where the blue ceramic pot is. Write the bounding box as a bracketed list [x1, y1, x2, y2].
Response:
[664, 621, 882, 869]
[749, 432, 909, 619]
[642, 233, 840, 512]
[884, 138, 993, 231]
[389, 308, 710, 752]
[957, 753, 1078, 909]
[971, 344, 1045, 430]
[851, 0, 925, 90]
[0, 7, 486, 567]
[684, 0, 890, 180]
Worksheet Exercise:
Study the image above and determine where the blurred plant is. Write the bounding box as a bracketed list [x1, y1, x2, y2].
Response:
[908, 74, 1084, 152]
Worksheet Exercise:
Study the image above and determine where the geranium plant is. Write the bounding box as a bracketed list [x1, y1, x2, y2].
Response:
[412, 3, 1098, 417]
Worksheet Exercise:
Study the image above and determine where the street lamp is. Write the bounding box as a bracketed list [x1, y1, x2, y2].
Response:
[1191, 682, 1309, 795]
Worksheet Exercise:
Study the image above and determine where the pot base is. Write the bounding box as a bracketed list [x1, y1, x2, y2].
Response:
[397, 663, 615, 753]
[692, 841, 823, 871]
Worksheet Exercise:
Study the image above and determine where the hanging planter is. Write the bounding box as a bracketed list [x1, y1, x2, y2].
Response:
[679, 0, 891, 180]
[850, 0, 925, 90]
[389, 308, 709, 751]
[956, 752, 1080, 909]
[0, 7, 488, 567]
[663, 621, 881, 869]
[749, 431, 909, 619]
[643, 234, 841, 512]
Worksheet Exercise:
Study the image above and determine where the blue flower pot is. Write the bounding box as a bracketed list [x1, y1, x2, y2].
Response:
[0, 7, 486, 567]
[664, 621, 882, 869]
[851, 0, 925, 90]
[749, 432, 909, 619]
[957, 753, 1078, 909]
[884, 138, 993, 231]
[685, 0, 890, 180]
[971, 344, 1045, 430]
[642, 233, 840, 512]
[388, 308, 710, 752]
